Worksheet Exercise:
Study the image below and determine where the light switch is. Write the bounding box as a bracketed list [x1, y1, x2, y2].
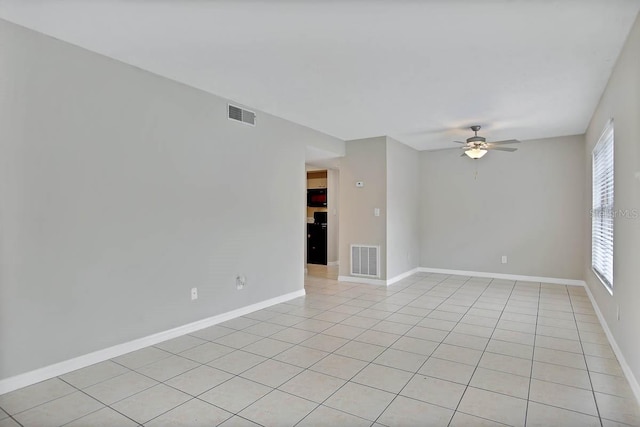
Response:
[374, 208, 380, 217]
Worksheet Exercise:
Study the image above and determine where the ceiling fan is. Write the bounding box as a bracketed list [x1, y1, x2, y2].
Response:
[455, 125, 520, 159]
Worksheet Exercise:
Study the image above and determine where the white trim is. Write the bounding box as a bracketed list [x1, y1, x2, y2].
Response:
[0, 289, 305, 395]
[386, 268, 420, 286]
[583, 284, 640, 406]
[418, 267, 585, 286]
[338, 275, 386, 286]
[327, 261, 339, 266]
[338, 267, 419, 287]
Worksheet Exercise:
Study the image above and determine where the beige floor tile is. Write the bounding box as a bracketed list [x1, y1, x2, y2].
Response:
[296, 405, 370, 427]
[214, 331, 263, 349]
[294, 319, 335, 332]
[145, 398, 232, 427]
[535, 335, 583, 354]
[64, 407, 137, 427]
[179, 342, 235, 364]
[400, 375, 466, 409]
[457, 387, 527, 427]
[533, 347, 587, 370]
[531, 361, 591, 389]
[529, 379, 598, 416]
[526, 401, 600, 427]
[206, 350, 266, 375]
[310, 354, 368, 380]
[218, 416, 261, 427]
[582, 341, 616, 359]
[59, 361, 129, 389]
[0, 378, 76, 415]
[390, 336, 438, 356]
[485, 339, 533, 359]
[444, 332, 489, 350]
[418, 357, 475, 385]
[136, 355, 199, 381]
[417, 317, 457, 331]
[83, 371, 158, 405]
[354, 329, 401, 347]
[112, 346, 172, 369]
[324, 382, 395, 421]
[0, 408, 7, 420]
[165, 365, 233, 396]
[240, 390, 317, 427]
[449, 411, 507, 427]
[269, 327, 317, 344]
[0, 418, 20, 427]
[405, 325, 448, 342]
[219, 316, 260, 330]
[14, 391, 103, 427]
[461, 314, 500, 328]
[111, 384, 190, 424]
[335, 341, 386, 361]
[339, 315, 380, 329]
[199, 377, 272, 413]
[273, 345, 329, 368]
[585, 355, 625, 377]
[491, 329, 535, 346]
[453, 323, 495, 338]
[279, 370, 345, 403]
[373, 348, 428, 373]
[595, 392, 640, 425]
[431, 343, 483, 366]
[479, 352, 531, 377]
[378, 396, 454, 427]
[322, 324, 366, 339]
[470, 367, 529, 399]
[590, 372, 634, 397]
[240, 359, 303, 388]
[496, 319, 536, 334]
[352, 364, 413, 393]
[300, 334, 348, 352]
[242, 322, 287, 337]
[371, 320, 413, 335]
[154, 334, 207, 354]
[241, 337, 293, 357]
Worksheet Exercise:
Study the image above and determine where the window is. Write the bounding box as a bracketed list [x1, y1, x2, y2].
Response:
[592, 119, 614, 293]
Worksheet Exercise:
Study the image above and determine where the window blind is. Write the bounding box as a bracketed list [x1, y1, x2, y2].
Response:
[592, 119, 614, 293]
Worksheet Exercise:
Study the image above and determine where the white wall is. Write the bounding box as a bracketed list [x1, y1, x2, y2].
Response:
[583, 13, 640, 391]
[0, 19, 343, 380]
[338, 137, 387, 279]
[419, 135, 585, 279]
[386, 137, 420, 278]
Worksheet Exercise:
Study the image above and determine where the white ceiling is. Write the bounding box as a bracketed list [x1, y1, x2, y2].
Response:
[1, 0, 638, 150]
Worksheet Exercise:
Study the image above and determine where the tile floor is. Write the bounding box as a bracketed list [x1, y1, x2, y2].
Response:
[1, 271, 639, 426]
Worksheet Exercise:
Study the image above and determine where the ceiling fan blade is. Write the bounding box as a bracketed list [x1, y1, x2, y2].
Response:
[490, 146, 518, 152]
[453, 141, 467, 144]
[489, 139, 520, 145]
[460, 152, 467, 157]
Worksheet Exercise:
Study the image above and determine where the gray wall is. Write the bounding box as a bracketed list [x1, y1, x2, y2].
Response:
[386, 137, 420, 278]
[583, 13, 640, 387]
[419, 135, 585, 279]
[338, 137, 387, 279]
[0, 20, 343, 380]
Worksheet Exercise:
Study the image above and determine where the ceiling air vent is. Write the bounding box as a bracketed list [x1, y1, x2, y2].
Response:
[228, 104, 256, 126]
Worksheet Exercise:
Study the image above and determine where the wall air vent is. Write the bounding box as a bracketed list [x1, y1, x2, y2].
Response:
[228, 104, 256, 126]
[350, 245, 380, 278]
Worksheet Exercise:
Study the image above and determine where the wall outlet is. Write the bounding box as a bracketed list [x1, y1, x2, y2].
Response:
[501, 255, 508, 264]
[236, 275, 246, 290]
[191, 287, 198, 300]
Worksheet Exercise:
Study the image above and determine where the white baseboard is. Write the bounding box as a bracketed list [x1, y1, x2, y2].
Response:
[338, 268, 419, 287]
[338, 275, 387, 286]
[0, 289, 306, 395]
[386, 268, 420, 286]
[327, 261, 339, 266]
[418, 267, 586, 286]
[583, 284, 640, 406]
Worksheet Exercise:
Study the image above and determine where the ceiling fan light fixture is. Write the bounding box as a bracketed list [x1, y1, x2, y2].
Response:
[465, 148, 488, 159]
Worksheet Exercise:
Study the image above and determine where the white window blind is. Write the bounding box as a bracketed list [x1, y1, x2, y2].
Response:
[592, 119, 614, 293]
